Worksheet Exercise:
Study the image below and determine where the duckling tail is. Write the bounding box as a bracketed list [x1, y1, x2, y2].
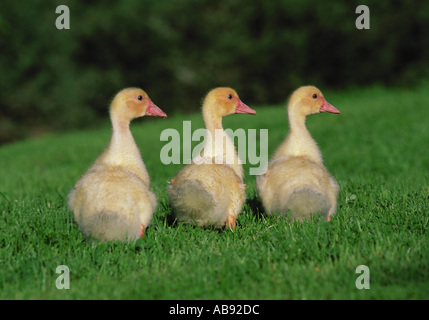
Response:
[282, 187, 331, 221]
[168, 179, 219, 226]
[81, 212, 141, 241]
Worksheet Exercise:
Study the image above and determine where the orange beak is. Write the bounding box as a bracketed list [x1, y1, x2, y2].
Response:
[235, 99, 256, 115]
[320, 99, 340, 114]
[145, 99, 167, 118]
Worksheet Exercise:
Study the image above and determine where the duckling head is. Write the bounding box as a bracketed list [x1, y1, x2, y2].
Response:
[203, 87, 256, 119]
[110, 88, 167, 122]
[288, 86, 340, 117]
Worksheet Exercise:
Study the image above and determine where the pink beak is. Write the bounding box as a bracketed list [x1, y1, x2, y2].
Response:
[235, 99, 256, 115]
[320, 99, 340, 114]
[145, 99, 167, 118]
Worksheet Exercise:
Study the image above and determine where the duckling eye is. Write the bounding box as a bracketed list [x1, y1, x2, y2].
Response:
[312, 94, 317, 99]
[138, 95, 143, 101]
[228, 94, 233, 100]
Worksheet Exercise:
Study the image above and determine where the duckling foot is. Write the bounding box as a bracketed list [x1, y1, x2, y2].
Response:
[226, 215, 236, 231]
[139, 224, 146, 238]
[327, 216, 331, 222]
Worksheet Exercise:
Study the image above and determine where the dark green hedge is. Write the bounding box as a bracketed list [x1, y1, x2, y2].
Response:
[1, 0, 428, 143]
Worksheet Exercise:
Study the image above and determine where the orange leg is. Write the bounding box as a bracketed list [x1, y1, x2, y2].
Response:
[226, 215, 236, 231]
[139, 224, 146, 238]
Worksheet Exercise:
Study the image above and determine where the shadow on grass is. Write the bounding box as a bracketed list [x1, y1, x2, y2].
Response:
[245, 195, 266, 219]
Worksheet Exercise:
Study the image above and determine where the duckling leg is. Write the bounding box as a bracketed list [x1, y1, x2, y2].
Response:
[139, 224, 145, 238]
[327, 204, 336, 222]
[224, 181, 245, 231]
[226, 214, 236, 231]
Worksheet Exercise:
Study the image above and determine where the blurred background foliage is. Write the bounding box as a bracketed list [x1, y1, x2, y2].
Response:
[0, 0, 428, 143]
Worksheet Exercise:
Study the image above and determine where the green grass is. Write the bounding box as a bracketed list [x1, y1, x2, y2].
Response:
[1, 83, 429, 300]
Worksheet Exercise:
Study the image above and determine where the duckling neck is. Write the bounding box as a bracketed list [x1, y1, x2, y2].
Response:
[275, 112, 323, 164]
[201, 112, 244, 180]
[288, 112, 309, 137]
[203, 110, 222, 133]
[97, 116, 150, 183]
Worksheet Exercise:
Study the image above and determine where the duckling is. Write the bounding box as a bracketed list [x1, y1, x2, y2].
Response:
[168, 87, 256, 230]
[68, 88, 167, 241]
[256, 86, 340, 221]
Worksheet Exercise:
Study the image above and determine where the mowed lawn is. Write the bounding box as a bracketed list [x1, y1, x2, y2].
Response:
[0, 84, 428, 300]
